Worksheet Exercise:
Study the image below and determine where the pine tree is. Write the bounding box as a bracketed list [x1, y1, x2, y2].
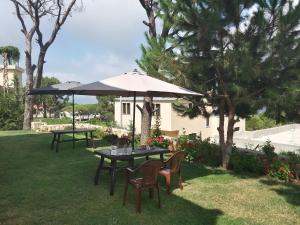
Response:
[155, 0, 300, 168]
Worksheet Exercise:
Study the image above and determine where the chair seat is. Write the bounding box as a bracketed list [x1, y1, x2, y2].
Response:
[159, 169, 171, 176]
[129, 178, 143, 188]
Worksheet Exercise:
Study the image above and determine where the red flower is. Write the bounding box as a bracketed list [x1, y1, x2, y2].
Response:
[288, 172, 294, 178]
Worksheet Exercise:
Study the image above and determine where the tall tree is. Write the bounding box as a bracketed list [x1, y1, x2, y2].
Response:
[96, 96, 115, 122]
[33, 76, 68, 118]
[137, 0, 174, 144]
[151, 0, 300, 168]
[11, 0, 79, 129]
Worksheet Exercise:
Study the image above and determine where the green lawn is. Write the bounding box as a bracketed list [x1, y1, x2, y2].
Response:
[0, 131, 299, 225]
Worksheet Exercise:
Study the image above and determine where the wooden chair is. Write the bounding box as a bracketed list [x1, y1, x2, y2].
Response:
[123, 160, 163, 213]
[159, 151, 185, 194]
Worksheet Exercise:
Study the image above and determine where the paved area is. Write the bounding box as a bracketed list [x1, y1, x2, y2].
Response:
[253, 127, 300, 146]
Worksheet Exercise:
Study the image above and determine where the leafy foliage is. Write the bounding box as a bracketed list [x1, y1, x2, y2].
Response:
[96, 96, 114, 122]
[269, 160, 293, 182]
[177, 135, 220, 166]
[138, 0, 300, 167]
[33, 117, 72, 124]
[0, 46, 20, 64]
[33, 77, 69, 118]
[146, 136, 170, 148]
[230, 149, 264, 174]
[0, 77, 23, 130]
[246, 114, 278, 131]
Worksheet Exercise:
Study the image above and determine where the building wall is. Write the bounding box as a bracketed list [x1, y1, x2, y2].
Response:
[0, 65, 23, 87]
[114, 98, 246, 138]
[114, 99, 173, 133]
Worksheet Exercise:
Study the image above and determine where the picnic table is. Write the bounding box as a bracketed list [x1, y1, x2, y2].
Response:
[94, 147, 169, 195]
[50, 128, 95, 152]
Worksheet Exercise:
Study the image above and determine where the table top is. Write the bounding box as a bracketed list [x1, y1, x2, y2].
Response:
[94, 147, 168, 160]
[51, 128, 96, 134]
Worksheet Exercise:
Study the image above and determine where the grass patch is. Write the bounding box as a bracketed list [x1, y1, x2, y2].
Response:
[0, 131, 299, 225]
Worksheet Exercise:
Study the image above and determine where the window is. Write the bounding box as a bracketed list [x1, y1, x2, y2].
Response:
[188, 103, 193, 109]
[206, 116, 210, 127]
[153, 104, 161, 116]
[122, 103, 130, 115]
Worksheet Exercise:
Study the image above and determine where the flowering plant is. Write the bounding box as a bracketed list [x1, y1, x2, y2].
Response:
[146, 136, 170, 148]
[269, 160, 293, 182]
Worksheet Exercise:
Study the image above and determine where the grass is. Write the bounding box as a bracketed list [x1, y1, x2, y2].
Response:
[0, 131, 299, 225]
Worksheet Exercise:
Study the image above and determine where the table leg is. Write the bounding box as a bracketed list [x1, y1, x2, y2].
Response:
[160, 153, 164, 161]
[85, 132, 89, 147]
[90, 131, 95, 148]
[110, 159, 117, 196]
[56, 134, 61, 153]
[51, 133, 56, 150]
[128, 158, 134, 167]
[94, 156, 104, 185]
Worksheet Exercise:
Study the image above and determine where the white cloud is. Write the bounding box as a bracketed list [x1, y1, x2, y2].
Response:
[63, 0, 147, 56]
[45, 51, 136, 83]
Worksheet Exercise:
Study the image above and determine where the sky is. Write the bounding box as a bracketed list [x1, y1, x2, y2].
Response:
[0, 0, 148, 103]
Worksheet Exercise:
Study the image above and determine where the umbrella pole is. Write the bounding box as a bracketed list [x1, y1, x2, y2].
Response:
[72, 93, 75, 149]
[132, 92, 136, 150]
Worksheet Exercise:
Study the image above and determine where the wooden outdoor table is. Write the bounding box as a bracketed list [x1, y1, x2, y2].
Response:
[50, 129, 95, 152]
[94, 147, 169, 196]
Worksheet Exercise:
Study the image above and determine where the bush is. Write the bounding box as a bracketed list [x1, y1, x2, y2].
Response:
[269, 160, 293, 182]
[230, 149, 264, 174]
[94, 128, 106, 139]
[102, 134, 118, 144]
[246, 114, 277, 131]
[177, 135, 220, 166]
[34, 117, 72, 124]
[280, 151, 300, 165]
[146, 136, 170, 148]
[261, 141, 277, 163]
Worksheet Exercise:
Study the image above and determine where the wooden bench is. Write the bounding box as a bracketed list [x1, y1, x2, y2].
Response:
[50, 129, 95, 152]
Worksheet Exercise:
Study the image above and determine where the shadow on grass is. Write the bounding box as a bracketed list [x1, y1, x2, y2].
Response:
[259, 178, 300, 206]
[0, 132, 223, 225]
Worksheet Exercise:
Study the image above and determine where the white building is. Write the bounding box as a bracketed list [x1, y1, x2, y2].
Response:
[0, 64, 23, 88]
[114, 97, 245, 139]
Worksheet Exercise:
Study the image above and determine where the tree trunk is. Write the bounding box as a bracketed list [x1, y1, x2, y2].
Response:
[218, 98, 226, 166]
[140, 96, 153, 145]
[43, 101, 47, 118]
[222, 106, 236, 168]
[34, 51, 46, 88]
[23, 39, 35, 130]
[139, 0, 157, 145]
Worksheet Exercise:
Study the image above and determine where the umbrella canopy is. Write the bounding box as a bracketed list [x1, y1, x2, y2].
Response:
[29, 81, 83, 149]
[71, 70, 201, 150]
[71, 70, 201, 97]
[29, 81, 82, 95]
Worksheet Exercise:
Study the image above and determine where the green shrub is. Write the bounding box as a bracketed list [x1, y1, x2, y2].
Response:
[94, 128, 106, 139]
[230, 149, 264, 174]
[177, 135, 220, 166]
[146, 136, 170, 148]
[34, 117, 72, 124]
[269, 160, 293, 182]
[261, 141, 277, 163]
[246, 114, 277, 131]
[279, 151, 300, 165]
[102, 134, 118, 144]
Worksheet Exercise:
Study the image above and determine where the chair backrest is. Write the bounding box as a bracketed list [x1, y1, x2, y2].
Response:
[169, 151, 185, 173]
[115, 137, 131, 148]
[139, 160, 163, 187]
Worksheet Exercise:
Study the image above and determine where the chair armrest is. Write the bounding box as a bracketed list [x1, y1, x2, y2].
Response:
[125, 167, 135, 173]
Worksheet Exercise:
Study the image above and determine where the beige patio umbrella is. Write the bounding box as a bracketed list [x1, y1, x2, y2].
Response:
[72, 70, 202, 149]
